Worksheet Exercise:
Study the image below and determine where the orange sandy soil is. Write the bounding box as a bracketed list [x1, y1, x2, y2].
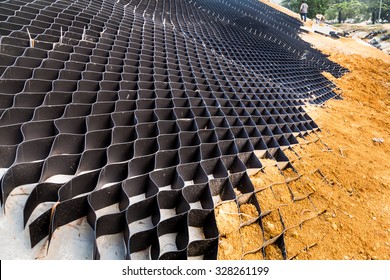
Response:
[216, 1, 390, 260]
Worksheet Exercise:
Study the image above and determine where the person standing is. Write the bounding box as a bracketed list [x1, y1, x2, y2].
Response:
[300, 1, 309, 22]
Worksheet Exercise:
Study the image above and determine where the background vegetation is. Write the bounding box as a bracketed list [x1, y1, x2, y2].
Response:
[280, 0, 390, 23]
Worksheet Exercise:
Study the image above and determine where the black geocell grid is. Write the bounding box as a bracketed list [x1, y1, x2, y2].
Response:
[0, 0, 347, 259]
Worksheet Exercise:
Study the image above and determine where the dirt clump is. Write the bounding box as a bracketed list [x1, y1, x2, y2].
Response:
[264, 243, 284, 260]
[215, 201, 240, 236]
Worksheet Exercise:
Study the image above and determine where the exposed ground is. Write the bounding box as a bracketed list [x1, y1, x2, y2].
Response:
[216, 2, 390, 260]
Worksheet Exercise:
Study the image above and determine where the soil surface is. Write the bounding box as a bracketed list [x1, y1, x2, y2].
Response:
[216, 1, 390, 260]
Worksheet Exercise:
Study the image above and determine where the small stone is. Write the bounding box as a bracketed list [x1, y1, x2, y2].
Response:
[266, 222, 275, 231]
[331, 222, 338, 231]
[371, 256, 378, 260]
[372, 137, 384, 144]
[373, 216, 376, 220]
[324, 212, 333, 221]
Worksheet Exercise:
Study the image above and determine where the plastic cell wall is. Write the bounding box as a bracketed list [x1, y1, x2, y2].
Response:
[0, 0, 346, 259]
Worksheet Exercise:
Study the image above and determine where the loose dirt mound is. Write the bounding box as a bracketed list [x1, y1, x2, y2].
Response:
[297, 51, 390, 259]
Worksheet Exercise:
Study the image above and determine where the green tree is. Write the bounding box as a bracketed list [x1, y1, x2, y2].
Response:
[325, 0, 368, 22]
[367, 0, 390, 22]
[281, 0, 390, 23]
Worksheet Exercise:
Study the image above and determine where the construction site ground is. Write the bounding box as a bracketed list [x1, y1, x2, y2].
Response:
[216, 2, 390, 260]
[1, 1, 389, 261]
